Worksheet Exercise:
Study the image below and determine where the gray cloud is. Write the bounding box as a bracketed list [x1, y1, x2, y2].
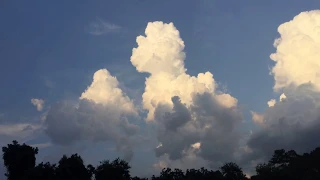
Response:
[45, 99, 139, 161]
[154, 92, 243, 168]
[0, 122, 44, 147]
[43, 68, 140, 162]
[246, 85, 320, 164]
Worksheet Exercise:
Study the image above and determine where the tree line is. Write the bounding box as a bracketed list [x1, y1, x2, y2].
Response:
[1, 140, 320, 180]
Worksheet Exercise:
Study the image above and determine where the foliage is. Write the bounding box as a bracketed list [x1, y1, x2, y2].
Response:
[2, 140, 320, 179]
[95, 158, 131, 180]
[55, 154, 93, 180]
[251, 148, 320, 180]
[220, 162, 247, 180]
[2, 140, 38, 180]
[24, 162, 56, 180]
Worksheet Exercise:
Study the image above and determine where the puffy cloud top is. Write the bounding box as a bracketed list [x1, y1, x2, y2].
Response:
[131, 22, 186, 76]
[80, 69, 136, 115]
[270, 10, 320, 91]
[131, 21, 237, 121]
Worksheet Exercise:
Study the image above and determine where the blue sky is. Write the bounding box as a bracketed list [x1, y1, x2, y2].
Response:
[1, 0, 320, 177]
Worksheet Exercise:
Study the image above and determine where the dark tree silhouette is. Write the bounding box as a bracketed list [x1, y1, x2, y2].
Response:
[220, 162, 248, 180]
[24, 162, 56, 180]
[132, 176, 148, 180]
[151, 168, 185, 180]
[3, 139, 320, 180]
[95, 158, 131, 180]
[2, 140, 38, 180]
[304, 147, 320, 179]
[55, 154, 94, 180]
[86, 164, 95, 177]
[185, 167, 224, 180]
[251, 148, 320, 180]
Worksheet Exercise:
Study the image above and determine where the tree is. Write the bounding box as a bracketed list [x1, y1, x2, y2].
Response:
[131, 177, 148, 180]
[155, 168, 185, 180]
[4, 139, 320, 180]
[24, 162, 57, 180]
[2, 140, 38, 180]
[303, 148, 320, 180]
[86, 164, 95, 178]
[252, 163, 274, 180]
[220, 162, 247, 180]
[55, 153, 93, 180]
[185, 168, 224, 180]
[252, 148, 319, 180]
[95, 158, 131, 180]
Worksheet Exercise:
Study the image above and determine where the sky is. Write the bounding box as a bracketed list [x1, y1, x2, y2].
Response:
[1, 0, 320, 177]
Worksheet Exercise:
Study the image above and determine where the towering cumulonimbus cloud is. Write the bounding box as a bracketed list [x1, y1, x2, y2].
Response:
[247, 10, 320, 162]
[131, 21, 237, 121]
[131, 21, 243, 167]
[45, 69, 138, 161]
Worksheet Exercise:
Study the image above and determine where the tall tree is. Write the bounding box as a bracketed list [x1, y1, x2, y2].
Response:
[55, 153, 93, 180]
[252, 148, 320, 180]
[154, 168, 185, 180]
[2, 140, 38, 180]
[131, 177, 148, 180]
[95, 158, 131, 180]
[25, 162, 57, 180]
[220, 162, 247, 180]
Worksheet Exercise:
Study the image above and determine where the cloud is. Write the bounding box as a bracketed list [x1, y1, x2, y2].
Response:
[246, 10, 320, 164]
[88, 18, 121, 35]
[31, 98, 45, 111]
[267, 99, 276, 107]
[130, 21, 242, 168]
[45, 69, 139, 161]
[270, 10, 320, 91]
[0, 123, 43, 145]
[279, 93, 286, 101]
[30, 142, 52, 149]
[250, 111, 264, 126]
[80, 69, 137, 115]
[152, 143, 209, 174]
[153, 160, 167, 170]
[247, 88, 320, 160]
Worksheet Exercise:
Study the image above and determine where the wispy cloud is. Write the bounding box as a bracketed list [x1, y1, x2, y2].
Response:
[30, 142, 52, 149]
[0, 123, 42, 137]
[88, 18, 121, 35]
[0, 123, 44, 145]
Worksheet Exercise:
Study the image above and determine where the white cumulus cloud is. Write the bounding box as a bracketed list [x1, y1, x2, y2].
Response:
[80, 69, 136, 115]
